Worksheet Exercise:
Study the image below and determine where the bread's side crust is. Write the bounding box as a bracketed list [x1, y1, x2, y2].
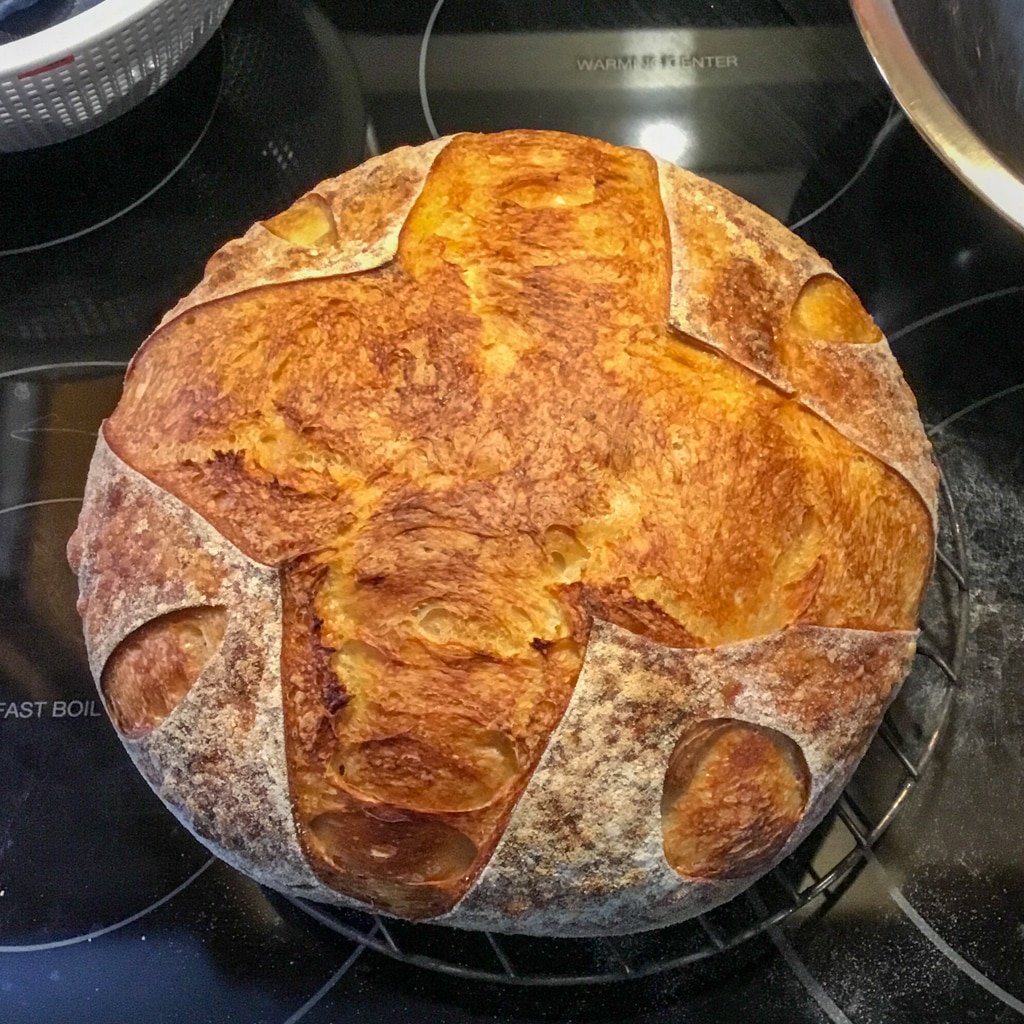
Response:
[437, 620, 916, 935]
[70, 434, 368, 907]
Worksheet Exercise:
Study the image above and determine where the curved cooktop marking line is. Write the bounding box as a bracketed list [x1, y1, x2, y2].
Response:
[0, 497, 82, 517]
[789, 101, 901, 234]
[281, 923, 379, 1024]
[747, 891, 854, 1024]
[767, 925, 854, 1024]
[0, 34, 226, 259]
[0, 361, 128, 381]
[864, 848, 1024, 1016]
[888, 286, 1024, 345]
[926, 382, 1024, 440]
[0, 857, 215, 953]
[10, 428, 99, 442]
[418, 0, 445, 140]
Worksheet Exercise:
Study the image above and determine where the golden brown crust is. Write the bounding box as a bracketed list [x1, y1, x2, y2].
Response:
[660, 719, 810, 880]
[657, 161, 938, 527]
[70, 435, 229, 676]
[101, 606, 227, 739]
[71, 129, 937, 935]
[69, 437, 344, 899]
[438, 621, 915, 935]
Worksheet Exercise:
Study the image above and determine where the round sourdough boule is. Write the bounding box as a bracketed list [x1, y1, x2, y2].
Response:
[67, 129, 937, 936]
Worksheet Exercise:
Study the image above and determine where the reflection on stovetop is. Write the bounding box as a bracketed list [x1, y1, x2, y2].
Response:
[2, 0, 1024, 1021]
[342, 0, 889, 223]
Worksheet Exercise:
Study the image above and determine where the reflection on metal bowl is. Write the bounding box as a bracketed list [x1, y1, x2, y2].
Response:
[852, 0, 1024, 234]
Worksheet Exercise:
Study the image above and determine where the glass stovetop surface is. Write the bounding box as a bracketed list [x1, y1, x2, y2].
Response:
[1, 2, 1023, 1022]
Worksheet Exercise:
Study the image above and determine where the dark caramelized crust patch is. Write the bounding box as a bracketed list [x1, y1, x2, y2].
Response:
[574, 580, 703, 648]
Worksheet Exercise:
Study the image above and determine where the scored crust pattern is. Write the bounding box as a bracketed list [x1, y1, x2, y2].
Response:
[70, 130, 937, 935]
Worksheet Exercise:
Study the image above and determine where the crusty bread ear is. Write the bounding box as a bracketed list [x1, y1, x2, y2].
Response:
[70, 130, 935, 936]
[69, 435, 354, 903]
[658, 161, 937, 523]
[152, 138, 451, 336]
[101, 605, 227, 739]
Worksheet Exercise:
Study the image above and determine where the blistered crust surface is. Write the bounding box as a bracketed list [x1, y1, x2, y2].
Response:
[657, 160, 938, 521]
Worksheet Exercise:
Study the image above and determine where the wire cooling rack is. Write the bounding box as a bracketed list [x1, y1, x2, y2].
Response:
[285, 469, 968, 986]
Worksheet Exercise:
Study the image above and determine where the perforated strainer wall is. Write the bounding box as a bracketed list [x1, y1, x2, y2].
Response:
[0, 0, 232, 151]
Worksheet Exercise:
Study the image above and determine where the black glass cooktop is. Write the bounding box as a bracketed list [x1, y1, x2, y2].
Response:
[2, 1, 1024, 1022]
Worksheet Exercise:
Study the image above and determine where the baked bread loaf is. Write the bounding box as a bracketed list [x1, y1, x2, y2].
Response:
[67, 130, 936, 936]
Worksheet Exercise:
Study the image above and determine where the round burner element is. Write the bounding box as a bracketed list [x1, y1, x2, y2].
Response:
[0, 0, 367, 365]
[0, 35, 224, 256]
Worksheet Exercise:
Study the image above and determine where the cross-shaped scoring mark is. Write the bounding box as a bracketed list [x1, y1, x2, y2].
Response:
[90, 131, 934, 927]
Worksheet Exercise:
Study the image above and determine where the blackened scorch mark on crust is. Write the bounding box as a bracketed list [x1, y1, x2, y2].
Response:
[311, 614, 348, 714]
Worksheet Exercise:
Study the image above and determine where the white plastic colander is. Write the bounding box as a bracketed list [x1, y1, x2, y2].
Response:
[0, 0, 232, 152]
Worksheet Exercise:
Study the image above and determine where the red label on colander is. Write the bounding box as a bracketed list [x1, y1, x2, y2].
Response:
[17, 54, 75, 80]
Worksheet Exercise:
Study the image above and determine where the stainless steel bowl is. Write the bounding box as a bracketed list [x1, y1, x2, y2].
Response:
[852, 0, 1024, 234]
